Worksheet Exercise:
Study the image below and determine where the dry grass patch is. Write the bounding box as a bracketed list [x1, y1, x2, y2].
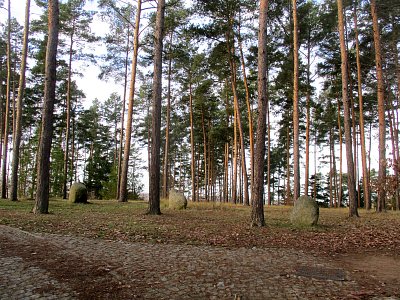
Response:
[1, 199, 399, 256]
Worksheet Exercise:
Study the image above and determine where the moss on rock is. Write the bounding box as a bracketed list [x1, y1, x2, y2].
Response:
[168, 189, 187, 210]
[290, 195, 319, 226]
[68, 182, 88, 204]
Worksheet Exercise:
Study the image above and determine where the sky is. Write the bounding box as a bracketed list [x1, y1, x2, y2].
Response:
[1, 0, 122, 108]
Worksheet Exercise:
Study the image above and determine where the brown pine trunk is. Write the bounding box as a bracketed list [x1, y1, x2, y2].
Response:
[0, 59, 3, 173]
[119, 0, 141, 203]
[286, 127, 291, 205]
[370, 0, 386, 212]
[10, 0, 30, 201]
[223, 142, 229, 202]
[33, 0, 59, 214]
[162, 32, 173, 199]
[329, 128, 334, 207]
[232, 112, 237, 204]
[337, 99, 343, 207]
[304, 32, 312, 197]
[62, 23, 75, 200]
[238, 22, 254, 194]
[227, 46, 249, 206]
[337, 0, 358, 217]
[148, 0, 165, 214]
[189, 79, 196, 202]
[2, 0, 12, 199]
[251, 0, 268, 226]
[116, 26, 130, 200]
[292, 0, 300, 202]
[353, 2, 370, 209]
[267, 101, 272, 205]
[201, 111, 207, 200]
[313, 123, 318, 201]
[392, 37, 400, 210]
[388, 95, 398, 210]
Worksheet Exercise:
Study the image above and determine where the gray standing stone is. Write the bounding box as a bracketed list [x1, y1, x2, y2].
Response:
[290, 196, 319, 226]
[68, 182, 88, 204]
[169, 189, 187, 210]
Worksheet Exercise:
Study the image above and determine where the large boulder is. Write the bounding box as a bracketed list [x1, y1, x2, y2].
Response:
[168, 189, 187, 210]
[68, 182, 88, 204]
[290, 196, 319, 226]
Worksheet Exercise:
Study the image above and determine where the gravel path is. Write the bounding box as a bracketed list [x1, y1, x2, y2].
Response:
[0, 225, 389, 299]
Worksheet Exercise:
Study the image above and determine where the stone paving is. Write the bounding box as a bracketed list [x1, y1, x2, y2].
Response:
[0, 225, 391, 299]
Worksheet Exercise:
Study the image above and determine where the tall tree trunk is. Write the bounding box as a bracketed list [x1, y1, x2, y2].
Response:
[223, 142, 229, 202]
[33, 0, 59, 214]
[62, 22, 75, 200]
[286, 128, 291, 204]
[267, 101, 271, 205]
[116, 25, 130, 200]
[394, 28, 400, 210]
[0, 59, 3, 174]
[313, 123, 317, 201]
[71, 110, 76, 183]
[118, 0, 141, 203]
[238, 21, 254, 194]
[201, 110, 208, 201]
[329, 128, 334, 207]
[162, 31, 173, 199]
[189, 79, 196, 202]
[337, 0, 358, 217]
[2, 0, 12, 199]
[10, 0, 30, 201]
[225, 29, 249, 205]
[337, 98, 343, 207]
[251, 0, 268, 227]
[353, 2, 370, 209]
[387, 98, 398, 209]
[304, 29, 312, 197]
[370, 0, 386, 212]
[148, 0, 165, 214]
[232, 111, 237, 204]
[292, 0, 300, 202]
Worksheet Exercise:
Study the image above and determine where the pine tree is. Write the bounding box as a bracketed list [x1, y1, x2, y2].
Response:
[33, 0, 59, 214]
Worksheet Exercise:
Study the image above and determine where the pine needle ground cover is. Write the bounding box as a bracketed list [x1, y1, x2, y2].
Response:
[0, 199, 398, 256]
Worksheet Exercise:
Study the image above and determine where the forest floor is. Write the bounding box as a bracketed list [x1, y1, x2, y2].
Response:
[0, 199, 399, 299]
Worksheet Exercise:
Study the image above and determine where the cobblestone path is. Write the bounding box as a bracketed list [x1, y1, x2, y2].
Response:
[0, 225, 393, 299]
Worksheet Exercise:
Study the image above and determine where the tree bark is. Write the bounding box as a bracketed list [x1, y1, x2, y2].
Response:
[225, 51, 250, 204]
[148, 0, 165, 214]
[238, 21, 254, 195]
[353, 2, 370, 209]
[292, 0, 300, 203]
[370, 0, 386, 212]
[2, 0, 12, 199]
[10, 0, 30, 201]
[162, 31, 173, 199]
[337, 98, 343, 207]
[337, 0, 358, 217]
[118, 0, 141, 202]
[33, 0, 59, 214]
[267, 101, 271, 205]
[304, 26, 312, 197]
[62, 22, 75, 200]
[251, 0, 268, 227]
[116, 25, 130, 200]
[232, 107, 238, 204]
[189, 79, 196, 202]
